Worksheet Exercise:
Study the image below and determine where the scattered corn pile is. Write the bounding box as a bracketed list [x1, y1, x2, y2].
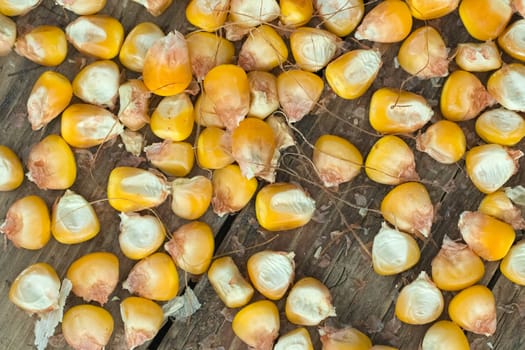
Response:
[1, 0, 525, 349]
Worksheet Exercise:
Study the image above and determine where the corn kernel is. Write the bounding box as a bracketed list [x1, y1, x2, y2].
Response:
[500, 240, 525, 285]
[369, 88, 433, 133]
[448, 285, 496, 336]
[315, 0, 364, 37]
[145, 140, 194, 177]
[405, 0, 459, 20]
[51, 190, 100, 244]
[290, 27, 339, 72]
[66, 252, 118, 305]
[416, 120, 466, 164]
[0, 0, 41, 16]
[123, 252, 179, 301]
[397, 26, 448, 79]
[475, 108, 525, 146]
[0, 13, 16, 56]
[232, 300, 280, 349]
[121, 130, 144, 156]
[487, 63, 525, 112]
[194, 92, 225, 128]
[459, 210, 516, 261]
[277, 69, 324, 122]
[365, 135, 419, 185]
[62, 304, 114, 350]
[455, 41, 502, 72]
[326, 49, 382, 100]
[280, 0, 313, 27]
[151, 93, 194, 141]
[27, 134, 76, 190]
[118, 79, 151, 131]
[247, 71, 279, 119]
[185, 0, 229, 32]
[132, 0, 172, 16]
[229, 0, 280, 28]
[165, 221, 214, 275]
[61, 104, 124, 149]
[119, 22, 164, 73]
[459, 0, 512, 41]
[0, 145, 24, 191]
[498, 19, 525, 62]
[515, 0, 525, 17]
[371, 346, 398, 350]
[107, 167, 169, 212]
[143, 31, 192, 97]
[355, 0, 413, 43]
[212, 164, 258, 216]
[170, 175, 212, 220]
[421, 320, 470, 350]
[186, 31, 235, 81]
[247, 250, 295, 300]
[255, 182, 315, 231]
[1, 195, 50, 250]
[275, 327, 313, 350]
[56, 0, 106, 15]
[196, 126, 234, 170]
[207, 256, 254, 308]
[286, 277, 336, 325]
[119, 212, 166, 260]
[72, 60, 120, 110]
[14, 26, 67, 66]
[66, 15, 123, 59]
[319, 327, 371, 350]
[120, 297, 164, 350]
[479, 190, 525, 229]
[238, 25, 288, 72]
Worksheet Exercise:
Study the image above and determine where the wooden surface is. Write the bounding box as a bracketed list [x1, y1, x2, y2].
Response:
[0, 1, 524, 349]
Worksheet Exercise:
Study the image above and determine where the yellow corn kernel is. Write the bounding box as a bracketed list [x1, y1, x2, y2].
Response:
[319, 327, 372, 350]
[247, 71, 279, 119]
[232, 300, 280, 349]
[185, 0, 228, 32]
[500, 240, 525, 285]
[459, 211, 516, 261]
[0, 13, 16, 56]
[238, 25, 288, 72]
[51, 190, 100, 244]
[0, 0, 41, 16]
[121, 130, 144, 156]
[371, 346, 398, 350]
[66, 252, 118, 305]
[119, 212, 166, 260]
[431, 236, 485, 291]
[421, 320, 470, 350]
[212, 164, 258, 216]
[0, 145, 24, 191]
[440, 70, 494, 122]
[233, 118, 277, 180]
[395, 271, 444, 325]
[479, 191, 525, 229]
[275, 327, 313, 350]
[381, 182, 434, 237]
[196, 126, 234, 170]
[448, 285, 496, 336]
[372, 222, 420, 276]
[365, 135, 419, 185]
[280, 0, 313, 27]
[120, 297, 164, 350]
[14, 25, 67, 66]
[255, 182, 316, 231]
[286, 277, 336, 326]
[499, 19, 525, 62]
[143, 31, 192, 97]
[313, 134, 362, 188]
[151, 93, 194, 141]
[325, 49, 382, 100]
[119, 22, 164, 73]
[465, 144, 523, 193]
[165, 221, 214, 275]
[487, 63, 525, 112]
[194, 92, 225, 128]
[1, 195, 50, 250]
[416, 120, 466, 164]
[72, 60, 120, 109]
[355, 0, 412, 43]
[248, 250, 295, 300]
[9, 262, 60, 314]
[405, 0, 459, 20]
[107, 167, 169, 212]
[62, 304, 114, 350]
[207, 256, 254, 308]
[455, 41, 502, 72]
[397, 26, 448, 79]
[186, 31, 235, 81]
[475, 108, 525, 146]
[123, 252, 179, 301]
[65, 15, 123, 59]
[229, 0, 280, 28]
[27, 134, 76, 190]
[277, 69, 324, 122]
[27, 71, 72, 131]
[171, 176, 212, 220]
[459, 0, 512, 41]
[132, 0, 172, 16]
[145, 140, 194, 177]
[203, 64, 250, 130]
[315, 0, 364, 37]
[369, 88, 433, 133]
[55, 0, 106, 15]
[290, 27, 339, 72]
[61, 104, 124, 149]
[118, 79, 151, 131]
